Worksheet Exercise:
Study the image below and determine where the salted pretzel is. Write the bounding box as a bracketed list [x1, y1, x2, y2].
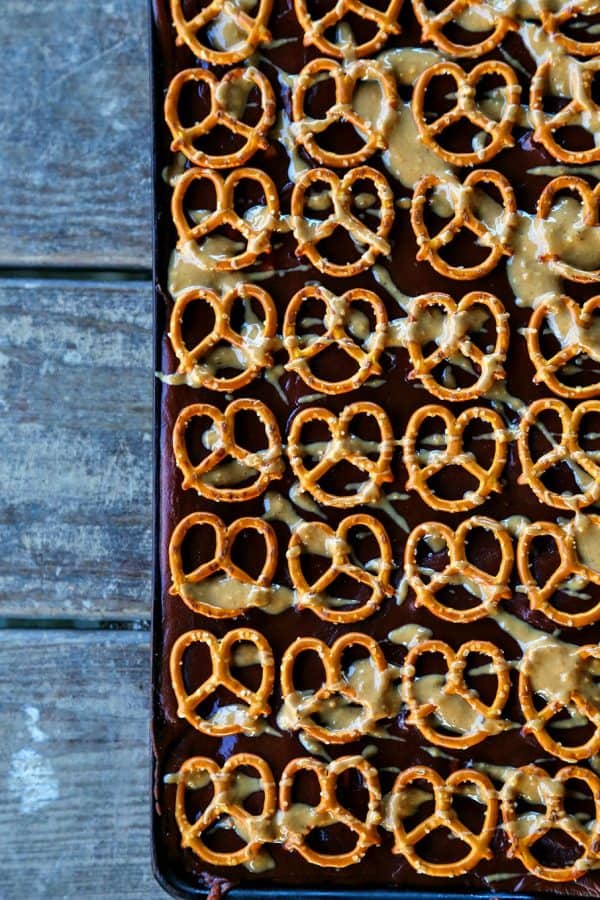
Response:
[165, 67, 276, 169]
[527, 295, 600, 399]
[169, 284, 277, 391]
[283, 285, 388, 394]
[279, 755, 381, 867]
[517, 518, 600, 627]
[501, 764, 600, 882]
[280, 633, 397, 743]
[412, 0, 517, 58]
[411, 170, 516, 280]
[293, 0, 403, 58]
[391, 767, 497, 876]
[403, 639, 511, 749]
[531, 59, 600, 165]
[291, 167, 394, 277]
[172, 167, 279, 271]
[406, 291, 509, 401]
[405, 517, 513, 623]
[540, 3, 600, 58]
[287, 402, 394, 508]
[517, 398, 600, 510]
[287, 514, 393, 623]
[413, 61, 520, 166]
[169, 512, 278, 617]
[170, 0, 272, 64]
[170, 628, 274, 735]
[292, 58, 397, 168]
[174, 753, 276, 867]
[537, 176, 600, 283]
[403, 404, 508, 512]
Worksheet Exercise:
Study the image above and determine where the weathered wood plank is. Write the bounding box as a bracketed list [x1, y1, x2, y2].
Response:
[0, 0, 152, 268]
[0, 630, 166, 899]
[0, 279, 153, 621]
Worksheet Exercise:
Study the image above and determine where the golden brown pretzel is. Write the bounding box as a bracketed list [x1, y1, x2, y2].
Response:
[169, 512, 278, 617]
[291, 166, 394, 277]
[293, 0, 403, 58]
[405, 517, 513, 623]
[411, 170, 516, 280]
[403, 639, 511, 748]
[531, 59, 600, 165]
[170, 628, 274, 735]
[283, 285, 388, 394]
[170, 0, 272, 64]
[165, 66, 276, 168]
[412, 0, 517, 58]
[292, 58, 397, 168]
[174, 753, 276, 866]
[391, 767, 498, 875]
[517, 398, 600, 510]
[172, 167, 279, 271]
[403, 404, 508, 512]
[169, 284, 277, 391]
[541, 3, 600, 57]
[287, 402, 395, 508]
[413, 60, 520, 166]
[279, 755, 381, 867]
[501, 764, 600, 882]
[537, 176, 600, 283]
[406, 291, 509, 401]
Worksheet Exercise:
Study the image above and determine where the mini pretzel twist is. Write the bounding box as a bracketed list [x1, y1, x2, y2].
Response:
[501, 764, 600, 882]
[403, 639, 511, 749]
[537, 176, 600, 283]
[169, 512, 278, 617]
[170, 628, 274, 735]
[174, 754, 276, 867]
[170, 0, 272, 64]
[279, 755, 382, 867]
[288, 402, 394, 508]
[403, 404, 508, 512]
[172, 167, 279, 271]
[411, 170, 516, 280]
[412, 0, 518, 58]
[169, 284, 277, 391]
[541, 3, 600, 58]
[413, 61, 520, 166]
[292, 58, 398, 168]
[517, 398, 600, 510]
[531, 59, 600, 165]
[405, 517, 513, 623]
[391, 767, 498, 876]
[165, 67, 276, 169]
[287, 514, 393, 622]
[406, 291, 509, 401]
[283, 286, 388, 394]
[293, 0, 403, 58]
[291, 167, 394, 278]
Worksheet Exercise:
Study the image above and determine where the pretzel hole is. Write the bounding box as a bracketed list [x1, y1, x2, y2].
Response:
[434, 582, 487, 614]
[290, 648, 328, 693]
[557, 14, 600, 51]
[231, 294, 269, 336]
[192, 124, 248, 159]
[194, 686, 250, 725]
[320, 9, 382, 52]
[229, 527, 270, 582]
[232, 766, 266, 815]
[183, 413, 221, 467]
[305, 822, 362, 856]
[178, 79, 213, 128]
[421, 72, 461, 119]
[462, 651, 501, 708]
[304, 180, 334, 219]
[179, 295, 217, 353]
[229, 640, 265, 693]
[180, 521, 219, 573]
[545, 708, 597, 749]
[436, 225, 493, 272]
[293, 295, 328, 338]
[414, 828, 471, 866]
[319, 229, 364, 269]
[288, 767, 322, 806]
[542, 194, 600, 274]
[527, 829, 584, 870]
[335, 766, 372, 821]
[414, 533, 450, 583]
[232, 409, 271, 454]
[232, 177, 269, 218]
[326, 574, 375, 610]
[204, 7, 256, 54]
[475, 74, 515, 124]
[552, 351, 600, 392]
[180, 640, 214, 693]
[395, 779, 435, 830]
[554, 126, 596, 154]
[202, 815, 249, 853]
[562, 773, 597, 821]
[449, 789, 487, 835]
[577, 408, 600, 454]
[182, 772, 215, 823]
[430, 4, 498, 49]
[293, 418, 335, 470]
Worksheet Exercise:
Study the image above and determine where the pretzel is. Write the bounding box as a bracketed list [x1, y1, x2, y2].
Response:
[526, 295, 600, 399]
[293, 0, 403, 58]
[169, 512, 278, 617]
[537, 176, 600, 283]
[170, 628, 274, 735]
[391, 767, 497, 876]
[169, 284, 277, 390]
[170, 0, 272, 65]
[413, 61, 520, 166]
[531, 59, 600, 165]
[405, 517, 513, 623]
[541, 3, 600, 58]
[517, 518, 600, 627]
[279, 755, 381, 867]
[287, 514, 393, 623]
[403, 404, 508, 512]
[283, 286, 388, 394]
[412, 0, 517, 58]
[291, 167, 394, 278]
[501, 764, 600, 881]
[292, 58, 397, 168]
[406, 291, 509, 401]
[403, 639, 510, 749]
[172, 167, 279, 271]
[288, 402, 394, 508]
[411, 170, 516, 280]
[517, 398, 600, 510]
[165, 67, 276, 169]
[174, 753, 276, 866]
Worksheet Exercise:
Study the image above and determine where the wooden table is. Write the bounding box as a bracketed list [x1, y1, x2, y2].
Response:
[0, 2, 166, 896]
